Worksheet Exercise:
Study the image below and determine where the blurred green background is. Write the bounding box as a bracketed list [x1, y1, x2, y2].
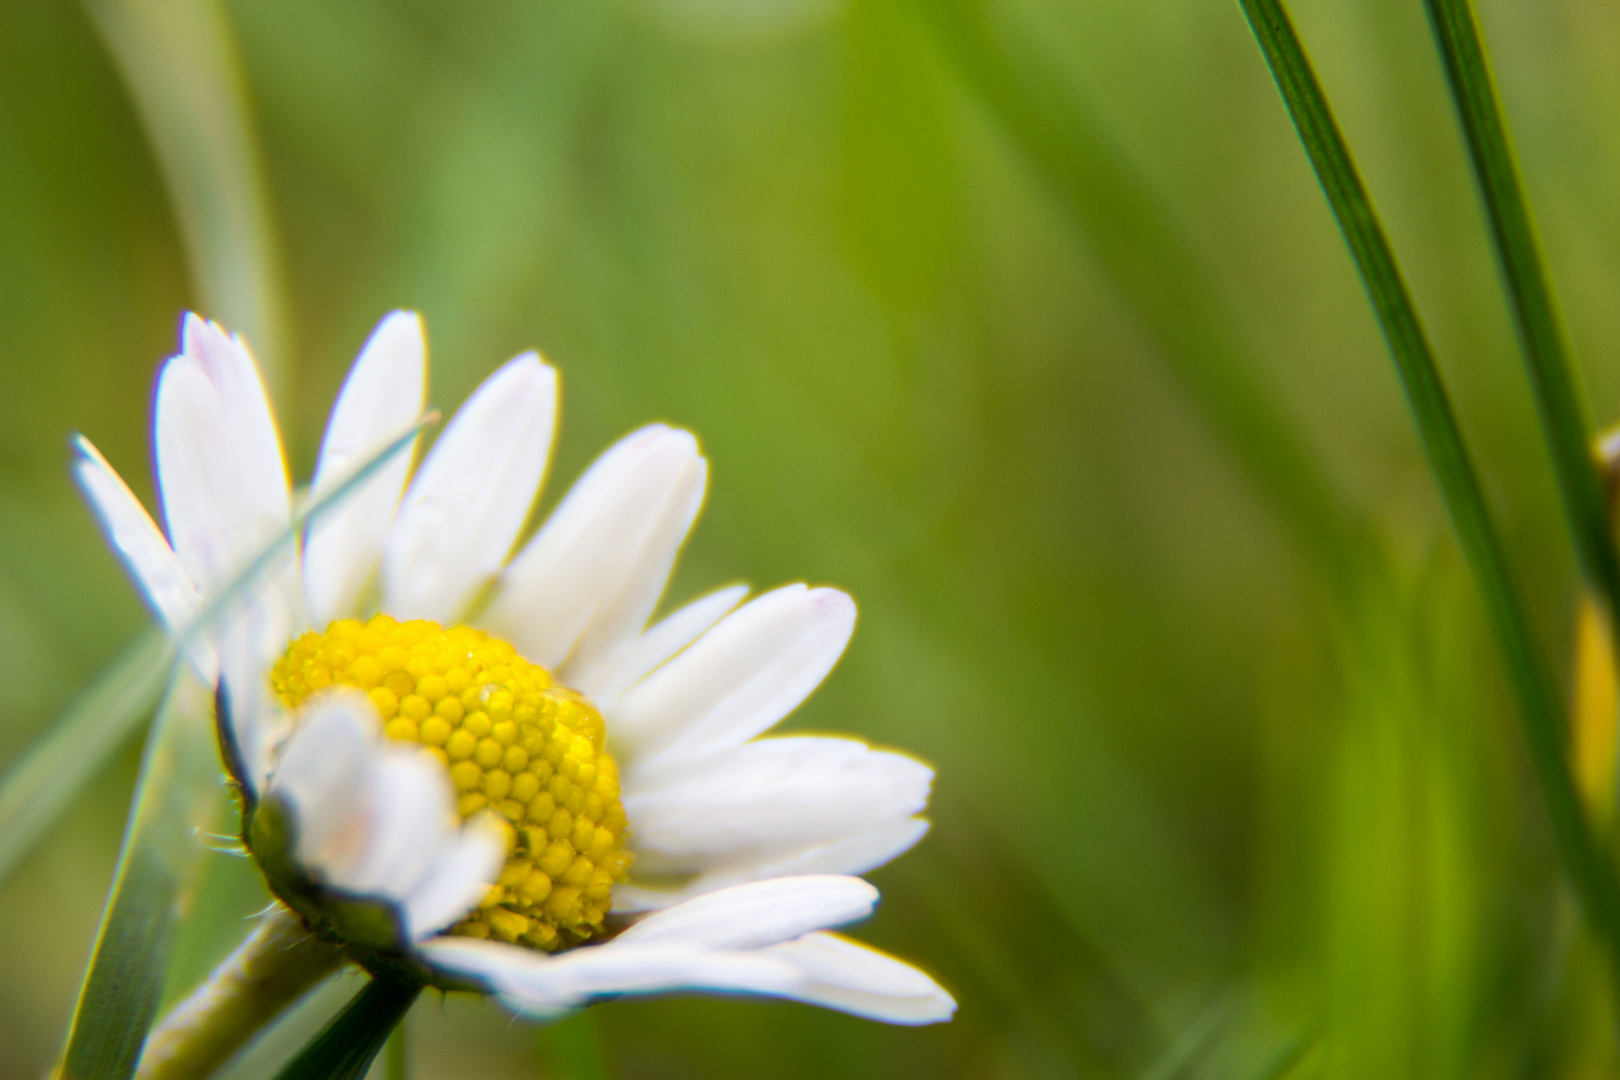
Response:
[4, 0, 1620, 1076]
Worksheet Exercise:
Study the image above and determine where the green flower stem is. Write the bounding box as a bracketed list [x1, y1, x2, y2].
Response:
[1421, 0, 1620, 649]
[1235, 0, 1620, 992]
[135, 905, 344, 1080]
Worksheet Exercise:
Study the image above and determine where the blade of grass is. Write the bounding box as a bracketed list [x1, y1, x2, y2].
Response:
[1419, 0, 1620, 657]
[1234, 0, 1620, 991]
[45, 415, 435, 1076]
[916, 0, 1369, 591]
[82, 0, 288, 402]
[161, 414, 435, 659]
[269, 978, 421, 1080]
[0, 414, 436, 890]
[56, 671, 222, 1080]
[0, 626, 173, 885]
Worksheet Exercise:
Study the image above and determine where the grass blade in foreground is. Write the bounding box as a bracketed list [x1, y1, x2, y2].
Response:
[0, 627, 173, 885]
[1420, 0, 1620, 649]
[47, 414, 437, 1078]
[0, 414, 436, 892]
[55, 674, 221, 1080]
[1235, 0, 1620, 989]
[270, 978, 421, 1080]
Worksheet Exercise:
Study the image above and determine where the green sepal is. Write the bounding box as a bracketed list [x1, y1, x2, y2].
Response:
[243, 795, 499, 995]
[248, 795, 414, 954]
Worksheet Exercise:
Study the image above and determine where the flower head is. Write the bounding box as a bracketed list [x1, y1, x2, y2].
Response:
[77, 311, 953, 1024]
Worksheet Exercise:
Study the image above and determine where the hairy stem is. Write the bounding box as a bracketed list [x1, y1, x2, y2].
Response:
[136, 905, 345, 1080]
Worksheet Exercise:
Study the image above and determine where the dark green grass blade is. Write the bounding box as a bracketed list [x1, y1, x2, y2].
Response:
[915, 0, 1370, 592]
[1420, 0, 1620, 651]
[56, 673, 222, 1080]
[1235, 0, 1620, 987]
[0, 414, 436, 890]
[271, 978, 421, 1080]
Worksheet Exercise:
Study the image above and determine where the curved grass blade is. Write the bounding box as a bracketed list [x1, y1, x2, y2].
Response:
[1234, 0, 1620, 991]
[270, 978, 421, 1080]
[0, 626, 174, 885]
[82, 0, 288, 400]
[0, 414, 435, 890]
[1420, 0, 1620, 660]
[916, 0, 1369, 592]
[44, 414, 436, 1078]
[56, 673, 222, 1080]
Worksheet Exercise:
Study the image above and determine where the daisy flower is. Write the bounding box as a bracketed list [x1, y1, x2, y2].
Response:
[75, 312, 953, 1072]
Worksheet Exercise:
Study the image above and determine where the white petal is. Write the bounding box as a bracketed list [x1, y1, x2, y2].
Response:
[270, 690, 382, 882]
[612, 586, 857, 775]
[762, 933, 955, 1025]
[399, 813, 508, 939]
[589, 585, 749, 707]
[614, 876, 877, 950]
[155, 357, 241, 587]
[624, 738, 932, 866]
[303, 311, 427, 626]
[384, 354, 556, 622]
[73, 435, 198, 630]
[333, 748, 453, 896]
[157, 315, 290, 590]
[215, 587, 300, 792]
[182, 315, 291, 530]
[418, 938, 803, 1016]
[614, 819, 929, 912]
[484, 425, 705, 681]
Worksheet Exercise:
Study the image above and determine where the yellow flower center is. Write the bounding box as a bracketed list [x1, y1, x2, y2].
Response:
[271, 614, 631, 951]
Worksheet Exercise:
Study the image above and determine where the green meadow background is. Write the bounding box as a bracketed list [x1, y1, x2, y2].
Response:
[4, 0, 1620, 1076]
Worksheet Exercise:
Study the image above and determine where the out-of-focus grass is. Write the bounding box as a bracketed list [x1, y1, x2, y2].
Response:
[4, 0, 1620, 1075]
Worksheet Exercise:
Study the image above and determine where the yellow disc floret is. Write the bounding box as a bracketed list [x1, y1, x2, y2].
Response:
[271, 614, 631, 952]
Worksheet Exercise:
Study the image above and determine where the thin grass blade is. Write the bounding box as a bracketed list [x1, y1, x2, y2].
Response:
[1234, 0, 1620, 992]
[1419, 0, 1620, 658]
[270, 978, 421, 1080]
[45, 414, 435, 1076]
[164, 413, 436, 659]
[0, 627, 174, 885]
[55, 672, 222, 1080]
[82, 0, 288, 400]
[44, 414, 435, 1075]
[0, 414, 435, 890]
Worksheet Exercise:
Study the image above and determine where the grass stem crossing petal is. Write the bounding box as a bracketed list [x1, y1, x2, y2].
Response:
[304, 311, 427, 626]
